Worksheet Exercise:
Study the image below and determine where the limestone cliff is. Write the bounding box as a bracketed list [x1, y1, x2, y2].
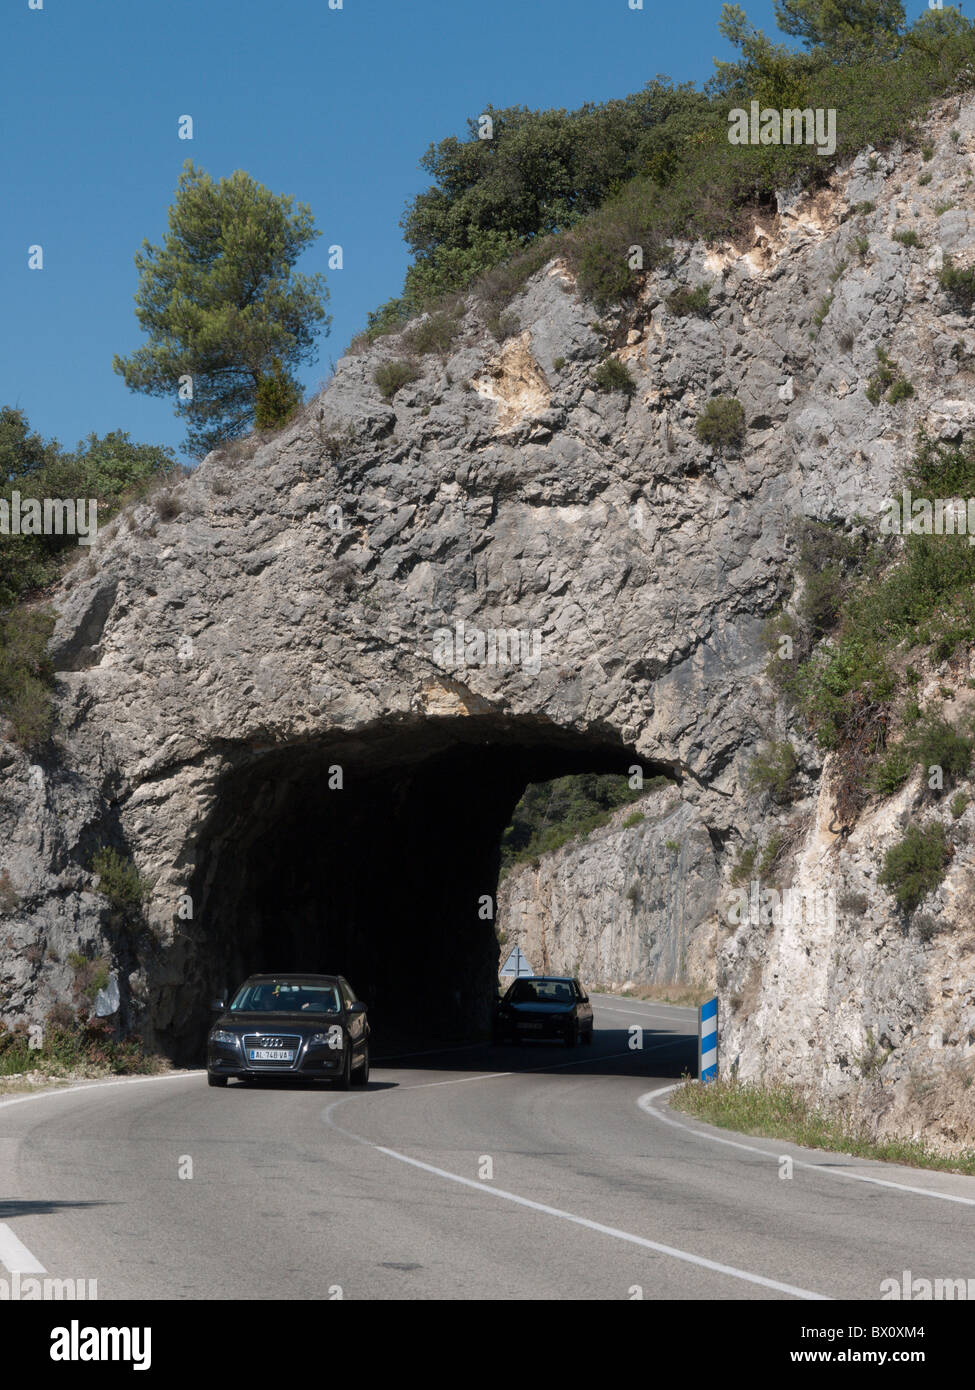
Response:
[2, 94, 975, 1145]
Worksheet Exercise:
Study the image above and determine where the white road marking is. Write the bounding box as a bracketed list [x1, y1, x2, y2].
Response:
[324, 1111, 827, 1299]
[640, 1085, 975, 1208]
[0, 1071, 196, 1114]
[592, 996, 698, 1017]
[0, 1223, 47, 1274]
[322, 1056, 830, 1301]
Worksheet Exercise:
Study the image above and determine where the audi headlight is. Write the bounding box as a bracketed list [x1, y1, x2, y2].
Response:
[210, 1029, 240, 1048]
[310, 1028, 345, 1050]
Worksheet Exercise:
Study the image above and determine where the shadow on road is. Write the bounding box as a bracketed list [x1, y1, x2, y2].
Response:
[372, 1026, 697, 1080]
[0, 1198, 113, 1218]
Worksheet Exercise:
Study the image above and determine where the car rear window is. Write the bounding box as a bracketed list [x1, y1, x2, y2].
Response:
[508, 980, 574, 1003]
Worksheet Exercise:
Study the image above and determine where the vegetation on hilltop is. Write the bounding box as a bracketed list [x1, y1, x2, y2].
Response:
[353, 1, 975, 343]
[0, 406, 176, 749]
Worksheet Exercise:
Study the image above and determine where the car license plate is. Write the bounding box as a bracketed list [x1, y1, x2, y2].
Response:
[248, 1049, 294, 1061]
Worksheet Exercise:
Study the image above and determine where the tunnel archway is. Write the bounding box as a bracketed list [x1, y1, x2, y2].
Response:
[163, 716, 672, 1063]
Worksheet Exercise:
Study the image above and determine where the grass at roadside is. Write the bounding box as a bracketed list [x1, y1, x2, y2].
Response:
[0, 1014, 164, 1082]
[671, 1076, 975, 1177]
[598, 982, 713, 1008]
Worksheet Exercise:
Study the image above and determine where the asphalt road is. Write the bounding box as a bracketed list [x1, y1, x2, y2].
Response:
[2, 994, 974, 1300]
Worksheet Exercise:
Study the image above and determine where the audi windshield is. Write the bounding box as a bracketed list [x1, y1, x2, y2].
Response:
[229, 982, 341, 1013]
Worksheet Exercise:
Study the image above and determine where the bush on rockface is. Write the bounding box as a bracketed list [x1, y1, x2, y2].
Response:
[593, 357, 636, 396]
[939, 257, 975, 309]
[0, 607, 57, 750]
[90, 848, 155, 915]
[879, 822, 951, 913]
[374, 359, 422, 400]
[666, 284, 712, 317]
[695, 396, 745, 451]
[746, 741, 799, 803]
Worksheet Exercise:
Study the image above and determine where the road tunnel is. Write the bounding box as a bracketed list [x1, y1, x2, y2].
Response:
[161, 715, 664, 1063]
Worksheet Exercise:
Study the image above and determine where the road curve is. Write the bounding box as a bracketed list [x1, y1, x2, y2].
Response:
[2, 995, 974, 1301]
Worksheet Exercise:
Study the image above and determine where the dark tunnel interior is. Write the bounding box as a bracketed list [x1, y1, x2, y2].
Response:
[160, 716, 670, 1064]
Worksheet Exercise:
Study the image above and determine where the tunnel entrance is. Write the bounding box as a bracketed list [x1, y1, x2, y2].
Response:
[164, 716, 664, 1064]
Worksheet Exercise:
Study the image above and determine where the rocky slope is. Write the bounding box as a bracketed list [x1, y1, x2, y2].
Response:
[496, 785, 718, 986]
[2, 94, 975, 1141]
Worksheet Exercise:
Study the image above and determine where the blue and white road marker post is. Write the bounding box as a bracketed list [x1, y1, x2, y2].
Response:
[699, 996, 718, 1082]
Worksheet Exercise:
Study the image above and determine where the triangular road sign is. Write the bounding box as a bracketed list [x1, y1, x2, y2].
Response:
[500, 946, 533, 977]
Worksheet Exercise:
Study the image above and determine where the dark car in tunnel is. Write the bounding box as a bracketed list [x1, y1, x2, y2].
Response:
[493, 976, 594, 1046]
[207, 973, 370, 1088]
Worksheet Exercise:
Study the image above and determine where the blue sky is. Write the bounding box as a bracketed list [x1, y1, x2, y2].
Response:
[1, 0, 927, 463]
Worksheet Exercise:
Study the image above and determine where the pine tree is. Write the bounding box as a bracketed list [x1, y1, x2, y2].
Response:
[114, 162, 329, 456]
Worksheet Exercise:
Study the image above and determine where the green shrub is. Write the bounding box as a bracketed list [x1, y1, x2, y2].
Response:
[553, 356, 566, 372]
[91, 847, 154, 914]
[404, 307, 464, 356]
[853, 201, 876, 214]
[695, 396, 745, 451]
[921, 143, 935, 161]
[374, 359, 422, 400]
[918, 172, 932, 186]
[950, 791, 970, 819]
[0, 1007, 157, 1078]
[870, 744, 913, 796]
[746, 741, 798, 803]
[866, 347, 911, 405]
[886, 377, 914, 405]
[934, 201, 955, 215]
[68, 953, 111, 1002]
[893, 229, 922, 248]
[593, 357, 636, 396]
[622, 811, 645, 829]
[730, 845, 758, 886]
[878, 822, 950, 912]
[666, 284, 712, 317]
[0, 607, 56, 749]
[486, 309, 521, 343]
[913, 714, 973, 787]
[939, 257, 975, 310]
[855, 235, 870, 258]
[757, 832, 788, 881]
[812, 294, 833, 329]
[499, 772, 651, 872]
[254, 357, 301, 430]
[574, 232, 641, 308]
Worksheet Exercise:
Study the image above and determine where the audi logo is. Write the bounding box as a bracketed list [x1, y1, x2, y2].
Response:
[261, 1038, 283, 1047]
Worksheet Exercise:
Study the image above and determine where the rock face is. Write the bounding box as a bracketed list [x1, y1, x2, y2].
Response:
[2, 95, 975, 1139]
[497, 786, 718, 985]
